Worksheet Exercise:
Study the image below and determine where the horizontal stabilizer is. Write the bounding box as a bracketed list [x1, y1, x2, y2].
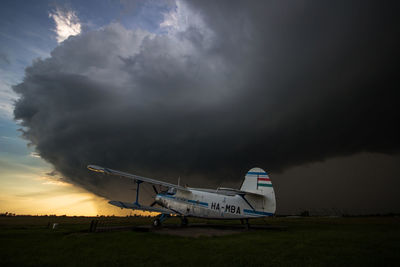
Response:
[108, 200, 177, 215]
[217, 187, 265, 197]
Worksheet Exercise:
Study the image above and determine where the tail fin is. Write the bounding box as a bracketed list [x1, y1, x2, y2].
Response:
[240, 167, 276, 214]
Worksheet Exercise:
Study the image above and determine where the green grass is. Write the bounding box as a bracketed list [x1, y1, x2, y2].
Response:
[0, 216, 399, 266]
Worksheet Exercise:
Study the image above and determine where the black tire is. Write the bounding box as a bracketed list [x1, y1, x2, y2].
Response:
[181, 217, 188, 227]
[153, 219, 161, 228]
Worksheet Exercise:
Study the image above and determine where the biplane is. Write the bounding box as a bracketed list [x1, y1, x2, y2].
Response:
[87, 165, 276, 227]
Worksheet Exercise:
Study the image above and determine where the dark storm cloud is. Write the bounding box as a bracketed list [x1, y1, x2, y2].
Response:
[13, 1, 400, 201]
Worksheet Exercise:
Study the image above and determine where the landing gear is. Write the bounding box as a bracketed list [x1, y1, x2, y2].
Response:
[241, 218, 250, 229]
[245, 218, 250, 229]
[180, 216, 188, 227]
[153, 219, 161, 227]
[152, 213, 170, 228]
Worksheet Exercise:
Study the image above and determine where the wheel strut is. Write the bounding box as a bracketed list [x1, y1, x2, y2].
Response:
[153, 213, 170, 228]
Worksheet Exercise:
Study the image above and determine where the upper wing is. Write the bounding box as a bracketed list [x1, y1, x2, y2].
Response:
[87, 165, 190, 192]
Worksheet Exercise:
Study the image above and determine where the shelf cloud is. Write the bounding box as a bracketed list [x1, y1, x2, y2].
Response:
[13, 1, 400, 201]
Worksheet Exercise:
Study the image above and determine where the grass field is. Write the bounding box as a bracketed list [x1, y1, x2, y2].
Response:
[0, 216, 399, 266]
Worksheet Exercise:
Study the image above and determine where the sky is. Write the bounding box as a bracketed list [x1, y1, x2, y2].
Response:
[1, 0, 399, 216]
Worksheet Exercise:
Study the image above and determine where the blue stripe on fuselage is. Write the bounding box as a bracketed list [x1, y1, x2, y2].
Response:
[188, 199, 208, 207]
[159, 194, 208, 207]
[243, 209, 274, 216]
[161, 194, 176, 199]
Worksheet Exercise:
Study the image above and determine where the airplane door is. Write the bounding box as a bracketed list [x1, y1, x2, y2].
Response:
[221, 197, 226, 217]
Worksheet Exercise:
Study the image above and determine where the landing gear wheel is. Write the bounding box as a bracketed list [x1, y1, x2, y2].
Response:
[245, 218, 250, 230]
[153, 219, 161, 228]
[181, 217, 188, 227]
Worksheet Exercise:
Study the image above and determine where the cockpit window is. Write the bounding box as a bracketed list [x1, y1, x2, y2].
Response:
[160, 187, 176, 195]
[167, 188, 176, 195]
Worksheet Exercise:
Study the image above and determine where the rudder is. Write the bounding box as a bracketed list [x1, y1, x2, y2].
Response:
[240, 167, 276, 215]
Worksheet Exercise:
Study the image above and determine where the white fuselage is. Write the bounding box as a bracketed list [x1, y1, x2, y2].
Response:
[155, 188, 273, 219]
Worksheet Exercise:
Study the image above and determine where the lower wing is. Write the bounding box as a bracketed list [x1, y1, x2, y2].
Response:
[108, 200, 178, 215]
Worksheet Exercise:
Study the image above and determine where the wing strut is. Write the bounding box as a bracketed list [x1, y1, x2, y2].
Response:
[152, 185, 158, 194]
[135, 180, 143, 206]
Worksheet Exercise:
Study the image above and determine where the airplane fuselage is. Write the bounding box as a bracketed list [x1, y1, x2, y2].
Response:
[155, 188, 273, 219]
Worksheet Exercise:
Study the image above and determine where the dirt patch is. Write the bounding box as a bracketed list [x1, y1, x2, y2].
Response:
[153, 226, 240, 237]
[134, 224, 286, 237]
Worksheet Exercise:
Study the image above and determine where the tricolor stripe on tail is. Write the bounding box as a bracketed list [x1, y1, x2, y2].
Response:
[247, 172, 272, 189]
[246, 171, 273, 188]
[240, 167, 275, 194]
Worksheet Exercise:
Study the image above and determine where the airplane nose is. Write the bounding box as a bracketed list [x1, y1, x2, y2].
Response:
[155, 195, 162, 204]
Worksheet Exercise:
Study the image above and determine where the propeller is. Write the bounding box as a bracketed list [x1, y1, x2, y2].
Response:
[152, 185, 158, 194]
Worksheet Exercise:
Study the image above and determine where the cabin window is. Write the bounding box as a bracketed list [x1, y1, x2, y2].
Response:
[167, 188, 176, 195]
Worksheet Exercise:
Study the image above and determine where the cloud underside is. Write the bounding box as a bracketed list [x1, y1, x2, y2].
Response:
[13, 1, 400, 200]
